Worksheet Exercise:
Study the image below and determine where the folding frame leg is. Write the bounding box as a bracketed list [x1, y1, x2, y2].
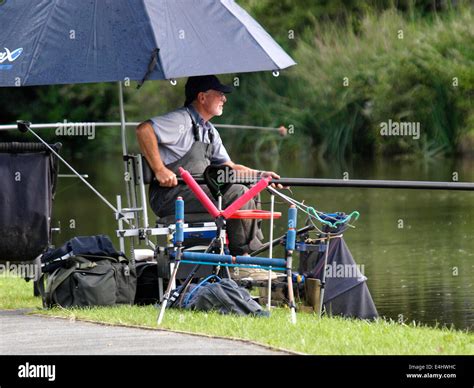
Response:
[157, 259, 180, 325]
[286, 257, 297, 324]
[157, 196, 185, 325]
[286, 205, 297, 324]
[267, 194, 275, 310]
[319, 236, 330, 317]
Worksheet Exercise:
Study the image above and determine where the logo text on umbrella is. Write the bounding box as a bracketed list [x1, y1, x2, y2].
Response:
[0, 47, 23, 70]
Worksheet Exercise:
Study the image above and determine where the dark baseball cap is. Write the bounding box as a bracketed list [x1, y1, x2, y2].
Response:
[184, 75, 233, 106]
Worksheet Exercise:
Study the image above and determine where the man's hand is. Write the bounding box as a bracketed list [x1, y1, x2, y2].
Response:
[261, 171, 284, 189]
[278, 126, 288, 137]
[156, 166, 178, 187]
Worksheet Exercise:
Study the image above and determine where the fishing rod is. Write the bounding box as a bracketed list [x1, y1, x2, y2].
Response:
[176, 177, 474, 191]
[0, 122, 287, 135]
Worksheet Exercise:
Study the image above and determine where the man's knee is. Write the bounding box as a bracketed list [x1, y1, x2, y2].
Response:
[224, 184, 248, 201]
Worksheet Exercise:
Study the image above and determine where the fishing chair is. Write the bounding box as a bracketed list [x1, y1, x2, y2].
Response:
[157, 167, 300, 325]
[124, 155, 218, 297]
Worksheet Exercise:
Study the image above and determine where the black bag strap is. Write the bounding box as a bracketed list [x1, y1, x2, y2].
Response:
[79, 254, 128, 264]
[185, 107, 201, 142]
[36, 273, 47, 308]
[185, 107, 214, 144]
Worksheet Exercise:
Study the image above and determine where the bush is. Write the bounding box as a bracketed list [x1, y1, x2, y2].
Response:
[285, 6, 474, 158]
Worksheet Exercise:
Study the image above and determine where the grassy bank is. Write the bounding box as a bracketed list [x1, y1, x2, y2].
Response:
[1, 276, 472, 355]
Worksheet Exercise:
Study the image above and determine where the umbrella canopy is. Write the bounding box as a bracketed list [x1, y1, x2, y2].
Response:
[0, 0, 296, 86]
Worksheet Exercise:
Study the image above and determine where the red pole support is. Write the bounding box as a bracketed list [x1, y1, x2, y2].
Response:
[179, 167, 220, 218]
[221, 176, 271, 219]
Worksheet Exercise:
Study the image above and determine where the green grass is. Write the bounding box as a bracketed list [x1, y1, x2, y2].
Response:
[1, 276, 473, 355]
[0, 276, 42, 310]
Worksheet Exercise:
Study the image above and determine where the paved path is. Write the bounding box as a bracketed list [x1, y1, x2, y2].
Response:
[0, 310, 284, 355]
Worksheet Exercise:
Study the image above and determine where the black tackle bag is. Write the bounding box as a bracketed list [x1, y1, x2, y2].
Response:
[176, 276, 269, 317]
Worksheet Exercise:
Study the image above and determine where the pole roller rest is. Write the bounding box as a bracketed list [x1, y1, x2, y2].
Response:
[178, 167, 274, 220]
[181, 251, 286, 268]
[183, 251, 233, 263]
[234, 255, 286, 268]
[228, 209, 282, 219]
[158, 197, 184, 325]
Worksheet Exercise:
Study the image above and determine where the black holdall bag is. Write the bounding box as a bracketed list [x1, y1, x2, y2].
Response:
[39, 235, 136, 308]
[42, 255, 136, 308]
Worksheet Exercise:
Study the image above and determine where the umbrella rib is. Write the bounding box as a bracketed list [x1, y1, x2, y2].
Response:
[141, 0, 167, 80]
[23, 0, 61, 85]
[84, 0, 99, 75]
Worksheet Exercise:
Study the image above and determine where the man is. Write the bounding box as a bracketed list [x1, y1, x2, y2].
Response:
[136, 75, 280, 256]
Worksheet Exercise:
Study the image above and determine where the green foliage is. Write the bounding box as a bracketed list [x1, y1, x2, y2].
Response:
[0, 83, 120, 156]
[237, 0, 466, 39]
[224, 3, 473, 160]
[1, 1, 472, 160]
[228, 0, 473, 159]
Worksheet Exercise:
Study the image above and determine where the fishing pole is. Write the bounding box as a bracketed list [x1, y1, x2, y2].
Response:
[0, 122, 288, 135]
[175, 177, 474, 191]
[213, 124, 288, 136]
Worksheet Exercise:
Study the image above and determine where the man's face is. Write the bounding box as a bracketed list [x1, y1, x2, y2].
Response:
[200, 89, 227, 117]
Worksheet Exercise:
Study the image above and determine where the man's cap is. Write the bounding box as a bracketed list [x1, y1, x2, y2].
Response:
[184, 75, 233, 106]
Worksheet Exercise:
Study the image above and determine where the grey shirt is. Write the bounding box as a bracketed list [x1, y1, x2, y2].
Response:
[149, 106, 231, 166]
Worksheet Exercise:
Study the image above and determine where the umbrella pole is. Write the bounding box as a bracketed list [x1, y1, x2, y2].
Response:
[119, 82, 139, 259]
[118, 82, 133, 212]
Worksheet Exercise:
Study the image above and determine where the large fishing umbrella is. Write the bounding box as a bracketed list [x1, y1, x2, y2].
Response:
[0, 0, 295, 86]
